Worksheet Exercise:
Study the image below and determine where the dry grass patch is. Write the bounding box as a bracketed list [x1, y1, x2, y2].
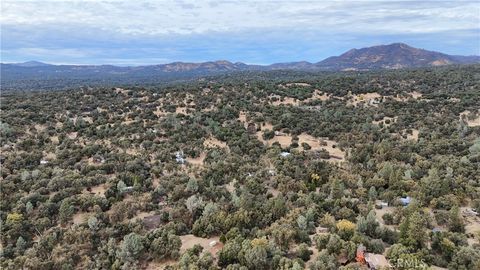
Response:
[285, 82, 311, 87]
[402, 129, 419, 141]
[258, 132, 292, 147]
[460, 110, 480, 127]
[302, 90, 331, 103]
[175, 107, 190, 115]
[318, 140, 345, 162]
[43, 152, 56, 160]
[129, 211, 156, 222]
[72, 212, 90, 225]
[154, 106, 167, 117]
[67, 132, 78, 139]
[204, 137, 228, 149]
[114, 87, 130, 95]
[372, 116, 397, 126]
[186, 152, 206, 166]
[410, 91, 422, 99]
[126, 148, 140, 155]
[34, 124, 47, 132]
[255, 130, 346, 161]
[271, 96, 299, 106]
[83, 116, 93, 124]
[298, 134, 345, 161]
[238, 111, 247, 124]
[225, 181, 236, 193]
[179, 235, 223, 257]
[152, 178, 160, 189]
[348, 92, 382, 107]
[97, 107, 108, 113]
[145, 260, 177, 270]
[374, 201, 396, 227]
[461, 207, 480, 236]
[50, 136, 59, 144]
[122, 118, 136, 125]
[267, 186, 281, 197]
[393, 91, 423, 101]
[84, 184, 108, 197]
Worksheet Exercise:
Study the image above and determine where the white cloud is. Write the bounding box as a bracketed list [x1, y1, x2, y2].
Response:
[2, 0, 478, 36]
[2, 0, 479, 64]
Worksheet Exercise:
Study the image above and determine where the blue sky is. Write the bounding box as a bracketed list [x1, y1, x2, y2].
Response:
[1, 0, 479, 65]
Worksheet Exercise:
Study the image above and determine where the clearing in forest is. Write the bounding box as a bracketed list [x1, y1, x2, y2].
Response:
[176, 107, 190, 115]
[186, 152, 207, 166]
[460, 110, 480, 127]
[372, 116, 397, 126]
[84, 183, 108, 197]
[348, 92, 382, 107]
[393, 91, 423, 101]
[179, 235, 223, 257]
[203, 137, 228, 149]
[400, 129, 419, 141]
[269, 95, 299, 106]
[72, 212, 90, 225]
[302, 90, 331, 102]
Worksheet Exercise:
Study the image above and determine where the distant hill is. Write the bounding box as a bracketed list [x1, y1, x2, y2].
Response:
[9, 61, 53, 67]
[316, 43, 480, 70]
[2, 43, 479, 90]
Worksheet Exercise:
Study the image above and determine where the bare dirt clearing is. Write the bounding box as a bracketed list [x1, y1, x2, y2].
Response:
[179, 235, 223, 257]
[393, 91, 423, 101]
[460, 110, 480, 127]
[348, 92, 382, 107]
[298, 133, 345, 161]
[50, 136, 59, 144]
[84, 184, 107, 197]
[285, 82, 311, 87]
[67, 132, 78, 139]
[238, 111, 248, 125]
[303, 90, 331, 102]
[204, 137, 228, 149]
[176, 107, 190, 115]
[72, 212, 90, 225]
[255, 129, 345, 161]
[270, 95, 299, 106]
[401, 129, 419, 141]
[186, 152, 206, 166]
[372, 116, 397, 126]
[145, 259, 176, 270]
[114, 87, 130, 95]
[374, 201, 397, 228]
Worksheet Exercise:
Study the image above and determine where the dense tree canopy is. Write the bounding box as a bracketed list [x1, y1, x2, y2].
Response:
[1, 65, 479, 269]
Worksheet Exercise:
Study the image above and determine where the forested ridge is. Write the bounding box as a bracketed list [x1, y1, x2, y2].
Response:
[1, 65, 479, 269]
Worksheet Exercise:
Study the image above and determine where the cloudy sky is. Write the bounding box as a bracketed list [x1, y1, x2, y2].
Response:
[1, 0, 479, 65]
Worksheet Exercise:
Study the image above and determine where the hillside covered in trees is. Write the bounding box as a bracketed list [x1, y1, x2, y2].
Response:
[1, 65, 479, 269]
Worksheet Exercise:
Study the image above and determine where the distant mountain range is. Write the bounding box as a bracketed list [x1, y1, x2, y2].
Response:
[2, 43, 479, 90]
[317, 43, 480, 70]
